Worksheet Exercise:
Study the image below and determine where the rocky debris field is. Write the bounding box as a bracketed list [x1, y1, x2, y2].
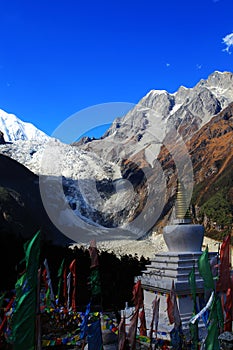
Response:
[72, 233, 231, 262]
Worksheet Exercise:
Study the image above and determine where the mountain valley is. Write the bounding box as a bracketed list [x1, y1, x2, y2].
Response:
[0, 71, 233, 245]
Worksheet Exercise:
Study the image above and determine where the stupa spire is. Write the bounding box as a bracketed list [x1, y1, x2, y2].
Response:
[174, 180, 192, 224]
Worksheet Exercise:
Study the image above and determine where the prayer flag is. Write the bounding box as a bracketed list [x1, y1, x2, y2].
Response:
[205, 319, 220, 350]
[89, 240, 99, 268]
[149, 296, 160, 343]
[189, 266, 197, 304]
[190, 291, 214, 325]
[66, 272, 71, 309]
[42, 267, 48, 289]
[69, 259, 77, 311]
[210, 253, 219, 280]
[199, 295, 210, 327]
[89, 269, 101, 296]
[43, 258, 55, 307]
[87, 318, 103, 350]
[9, 230, 41, 350]
[127, 308, 139, 350]
[88, 240, 101, 297]
[216, 234, 231, 292]
[0, 296, 14, 333]
[204, 295, 223, 350]
[166, 281, 181, 328]
[0, 292, 6, 308]
[223, 276, 233, 332]
[57, 258, 65, 302]
[132, 279, 143, 309]
[203, 294, 223, 350]
[198, 246, 214, 290]
[170, 325, 183, 350]
[139, 306, 147, 336]
[216, 295, 224, 331]
[80, 302, 91, 340]
[118, 312, 127, 350]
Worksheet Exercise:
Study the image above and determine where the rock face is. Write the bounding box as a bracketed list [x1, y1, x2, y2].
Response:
[0, 130, 5, 144]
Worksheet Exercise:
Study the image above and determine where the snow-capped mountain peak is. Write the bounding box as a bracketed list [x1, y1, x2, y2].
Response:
[0, 108, 50, 142]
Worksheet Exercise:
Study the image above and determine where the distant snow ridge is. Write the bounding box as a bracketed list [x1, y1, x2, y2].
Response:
[0, 108, 50, 142]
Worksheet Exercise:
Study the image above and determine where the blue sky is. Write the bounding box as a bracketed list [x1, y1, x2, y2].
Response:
[0, 0, 233, 139]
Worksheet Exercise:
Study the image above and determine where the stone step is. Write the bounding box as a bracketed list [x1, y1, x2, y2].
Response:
[142, 273, 204, 285]
[141, 276, 205, 293]
[141, 266, 204, 279]
[148, 251, 217, 265]
[146, 259, 199, 268]
[144, 264, 202, 273]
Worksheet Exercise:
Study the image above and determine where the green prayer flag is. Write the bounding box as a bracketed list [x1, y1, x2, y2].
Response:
[0, 292, 6, 308]
[45, 286, 52, 308]
[189, 322, 199, 350]
[198, 247, 214, 290]
[9, 230, 41, 350]
[90, 269, 101, 296]
[216, 296, 224, 331]
[205, 295, 223, 350]
[205, 318, 220, 350]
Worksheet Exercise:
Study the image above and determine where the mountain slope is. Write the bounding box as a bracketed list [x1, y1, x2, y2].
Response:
[0, 153, 72, 244]
[157, 102, 233, 237]
[189, 103, 233, 235]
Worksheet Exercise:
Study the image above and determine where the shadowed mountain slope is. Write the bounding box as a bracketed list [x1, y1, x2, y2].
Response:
[0, 154, 73, 245]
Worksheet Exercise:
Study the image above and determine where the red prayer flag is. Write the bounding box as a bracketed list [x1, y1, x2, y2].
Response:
[167, 292, 174, 324]
[132, 279, 143, 309]
[69, 259, 76, 275]
[223, 275, 233, 332]
[139, 306, 147, 336]
[128, 308, 139, 350]
[167, 281, 181, 328]
[217, 234, 231, 292]
[69, 259, 77, 311]
[42, 266, 48, 289]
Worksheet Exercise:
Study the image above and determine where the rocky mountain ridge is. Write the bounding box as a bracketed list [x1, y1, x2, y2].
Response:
[78, 71, 233, 161]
